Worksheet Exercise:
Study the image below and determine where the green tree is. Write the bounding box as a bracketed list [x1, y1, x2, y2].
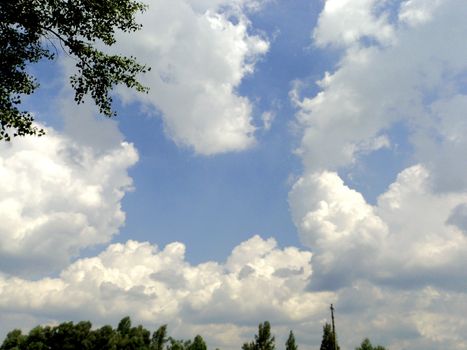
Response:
[242, 321, 275, 350]
[0, 0, 150, 141]
[241, 340, 256, 350]
[126, 325, 151, 350]
[285, 331, 297, 350]
[23, 325, 52, 350]
[256, 321, 275, 350]
[188, 335, 207, 350]
[0, 329, 26, 350]
[151, 325, 168, 350]
[93, 325, 118, 350]
[355, 338, 387, 350]
[118, 316, 132, 336]
[167, 337, 192, 350]
[319, 323, 339, 350]
[49, 321, 91, 350]
[115, 317, 152, 350]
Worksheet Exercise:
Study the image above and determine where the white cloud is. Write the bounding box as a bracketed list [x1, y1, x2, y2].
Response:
[399, 0, 444, 26]
[294, 0, 467, 173]
[4, 230, 467, 350]
[287, 2, 467, 347]
[261, 111, 275, 131]
[0, 127, 138, 277]
[188, 0, 270, 13]
[411, 94, 467, 192]
[289, 170, 388, 289]
[288, 165, 467, 348]
[115, 0, 269, 155]
[333, 283, 467, 350]
[313, 0, 395, 48]
[290, 162, 467, 286]
[0, 236, 334, 350]
[291, 0, 467, 289]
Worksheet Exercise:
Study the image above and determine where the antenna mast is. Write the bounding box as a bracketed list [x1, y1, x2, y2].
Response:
[330, 304, 337, 350]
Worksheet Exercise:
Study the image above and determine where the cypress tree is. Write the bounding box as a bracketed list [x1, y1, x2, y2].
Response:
[319, 323, 339, 350]
[285, 331, 297, 350]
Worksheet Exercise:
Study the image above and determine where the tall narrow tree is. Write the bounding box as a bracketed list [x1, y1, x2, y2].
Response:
[242, 321, 275, 350]
[285, 331, 297, 350]
[255, 322, 275, 350]
[319, 323, 340, 350]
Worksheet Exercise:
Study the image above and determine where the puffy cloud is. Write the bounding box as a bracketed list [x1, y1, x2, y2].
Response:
[115, 0, 269, 155]
[290, 164, 467, 290]
[290, 0, 467, 289]
[0, 127, 138, 277]
[399, 0, 444, 26]
[412, 94, 467, 192]
[4, 232, 467, 350]
[188, 0, 270, 13]
[289, 170, 388, 290]
[0, 236, 333, 349]
[313, 0, 395, 48]
[333, 283, 467, 350]
[288, 164, 467, 348]
[288, 1, 467, 348]
[290, 0, 467, 282]
[294, 0, 467, 173]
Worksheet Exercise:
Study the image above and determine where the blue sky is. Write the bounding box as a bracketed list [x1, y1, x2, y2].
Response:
[2, 1, 467, 349]
[116, 0, 324, 262]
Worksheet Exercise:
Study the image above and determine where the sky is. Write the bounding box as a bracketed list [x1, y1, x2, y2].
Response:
[2, 0, 467, 349]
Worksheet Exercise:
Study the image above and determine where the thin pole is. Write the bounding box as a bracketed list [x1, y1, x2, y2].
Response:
[330, 304, 337, 350]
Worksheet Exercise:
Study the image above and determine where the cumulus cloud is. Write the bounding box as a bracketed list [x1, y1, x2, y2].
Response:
[0, 236, 334, 349]
[289, 170, 388, 290]
[287, 1, 467, 348]
[313, 0, 395, 48]
[294, 0, 467, 174]
[290, 165, 467, 289]
[290, 0, 467, 287]
[114, 0, 269, 155]
[4, 230, 467, 350]
[287, 164, 467, 349]
[399, 0, 444, 26]
[0, 127, 138, 277]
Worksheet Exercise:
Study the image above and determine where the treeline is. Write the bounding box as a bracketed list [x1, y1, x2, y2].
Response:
[0, 317, 386, 350]
[317, 322, 386, 350]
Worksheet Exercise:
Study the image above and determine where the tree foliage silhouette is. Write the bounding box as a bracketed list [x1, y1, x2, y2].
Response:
[319, 323, 339, 350]
[242, 321, 275, 350]
[0, 317, 213, 350]
[0, 0, 149, 141]
[355, 338, 387, 350]
[285, 331, 297, 350]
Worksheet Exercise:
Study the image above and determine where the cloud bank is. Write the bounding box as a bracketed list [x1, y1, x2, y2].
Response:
[0, 128, 138, 277]
[288, 0, 467, 348]
[0, 236, 330, 350]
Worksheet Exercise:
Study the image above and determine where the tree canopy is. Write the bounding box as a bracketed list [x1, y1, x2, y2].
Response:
[0, 0, 150, 141]
[242, 321, 275, 350]
[285, 331, 297, 350]
[0, 317, 200, 350]
[152, 324, 168, 350]
[355, 338, 387, 350]
[0, 317, 389, 350]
